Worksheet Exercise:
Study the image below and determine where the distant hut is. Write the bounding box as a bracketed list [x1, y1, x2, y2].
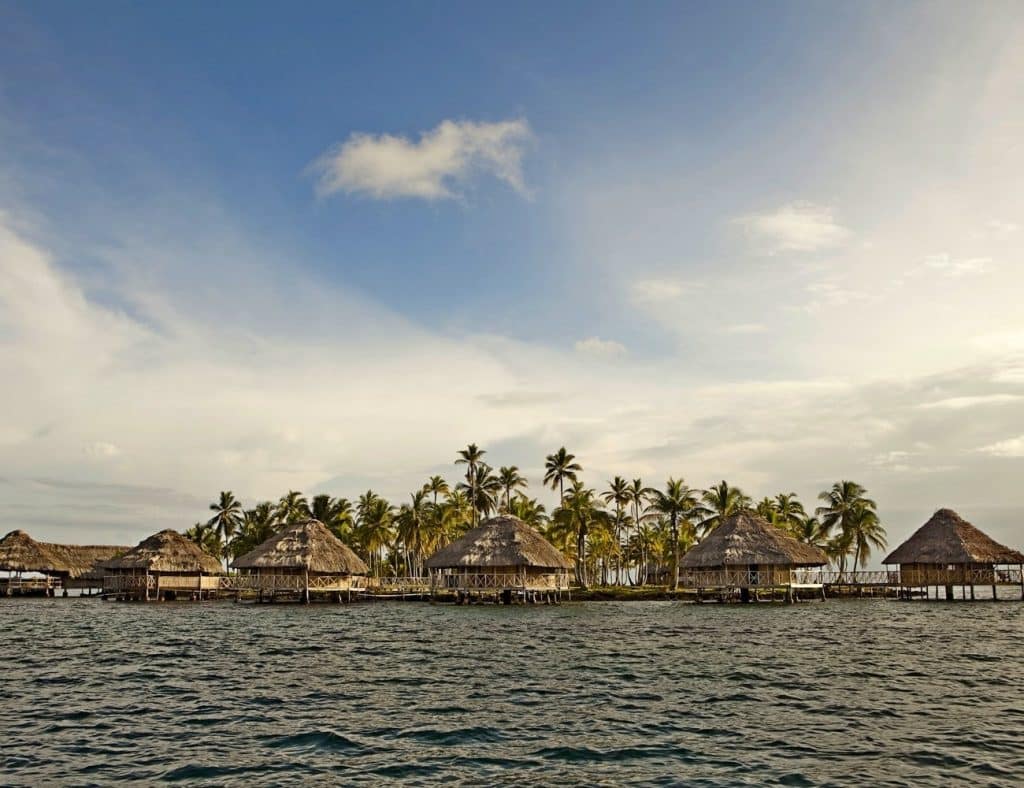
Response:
[103, 529, 222, 601]
[231, 519, 369, 603]
[883, 509, 1024, 601]
[0, 530, 67, 595]
[43, 543, 129, 593]
[680, 512, 828, 602]
[424, 515, 572, 604]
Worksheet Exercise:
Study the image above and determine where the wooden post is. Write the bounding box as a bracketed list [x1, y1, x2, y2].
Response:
[304, 568, 310, 605]
[144, 569, 150, 602]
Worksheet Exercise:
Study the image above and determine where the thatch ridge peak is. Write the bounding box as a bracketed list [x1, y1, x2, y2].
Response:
[231, 518, 368, 575]
[883, 508, 1024, 565]
[425, 515, 572, 570]
[681, 511, 827, 568]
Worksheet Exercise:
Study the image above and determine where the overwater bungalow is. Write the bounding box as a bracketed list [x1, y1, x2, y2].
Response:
[424, 514, 572, 603]
[103, 529, 222, 601]
[679, 512, 828, 602]
[0, 530, 67, 596]
[230, 519, 369, 603]
[0, 530, 126, 596]
[883, 508, 1024, 601]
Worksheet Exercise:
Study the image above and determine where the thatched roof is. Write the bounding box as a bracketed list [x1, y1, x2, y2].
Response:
[231, 519, 369, 575]
[425, 515, 573, 570]
[0, 530, 66, 573]
[681, 512, 828, 568]
[104, 530, 222, 573]
[43, 543, 129, 579]
[883, 509, 1024, 565]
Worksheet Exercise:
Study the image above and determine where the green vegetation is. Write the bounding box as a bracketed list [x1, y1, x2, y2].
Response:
[185, 444, 886, 584]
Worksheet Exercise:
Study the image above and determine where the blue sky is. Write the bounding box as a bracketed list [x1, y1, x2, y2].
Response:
[2, 2, 1024, 554]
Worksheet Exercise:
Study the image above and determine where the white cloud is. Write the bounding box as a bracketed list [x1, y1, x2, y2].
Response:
[985, 220, 1019, 238]
[630, 278, 701, 304]
[918, 394, 1022, 410]
[574, 336, 627, 357]
[723, 323, 767, 335]
[83, 441, 121, 458]
[311, 118, 532, 200]
[976, 435, 1024, 458]
[736, 201, 851, 254]
[992, 366, 1024, 384]
[921, 254, 992, 278]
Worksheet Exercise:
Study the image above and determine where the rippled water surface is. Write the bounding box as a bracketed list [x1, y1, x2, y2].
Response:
[2, 598, 1022, 785]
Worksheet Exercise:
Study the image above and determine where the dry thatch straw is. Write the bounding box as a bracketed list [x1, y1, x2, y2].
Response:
[43, 543, 129, 580]
[681, 512, 828, 568]
[425, 515, 573, 570]
[0, 530, 66, 573]
[104, 529, 222, 574]
[883, 508, 1024, 565]
[231, 519, 369, 574]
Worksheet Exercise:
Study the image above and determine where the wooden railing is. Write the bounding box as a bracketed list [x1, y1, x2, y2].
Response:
[792, 569, 899, 586]
[365, 576, 431, 593]
[679, 568, 796, 588]
[102, 575, 221, 592]
[222, 574, 364, 592]
[431, 571, 568, 591]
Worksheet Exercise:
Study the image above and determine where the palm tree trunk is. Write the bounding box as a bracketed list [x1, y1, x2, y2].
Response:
[672, 515, 680, 591]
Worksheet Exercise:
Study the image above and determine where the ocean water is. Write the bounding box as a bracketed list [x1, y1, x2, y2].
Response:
[1, 598, 1021, 786]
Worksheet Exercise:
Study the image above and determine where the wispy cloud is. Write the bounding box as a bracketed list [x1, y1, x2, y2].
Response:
[310, 118, 532, 201]
[976, 435, 1024, 458]
[736, 201, 850, 254]
[920, 253, 992, 278]
[574, 336, 627, 357]
[723, 323, 767, 335]
[84, 441, 121, 459]
[630, 278, 702, 304]
[918, 394, 1022, 410]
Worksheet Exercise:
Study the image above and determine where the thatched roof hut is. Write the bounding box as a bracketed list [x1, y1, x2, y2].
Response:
[43, 543, 129, 582]
[883, 509, 1024, 566]
[104, 529, 222, 574]
[883, 509, 1024, 598]
[680, 512, 827, 597]
[0, 530, 66, 574]
[425, 515, 571, 600]
[426, 515, 572, 571]
[232, 519, 369, 575]
[681, 512, 828, 569]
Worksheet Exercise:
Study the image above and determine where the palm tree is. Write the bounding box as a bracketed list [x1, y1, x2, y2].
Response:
[602, 476, 632, 585]
[645, 478, 703, 591]
[552, 482, 609, 588]
[755, 496, 778, 522]
[422, 475, 449, 508]
[626, 478, 652, 585]
[543, 447, 582, 505]
[508, 495, 548, 528]
[497, 466, 528, 511]
[816, 481, 878, 577]
[207, 491, 243, 571]
[185, 521, 222, 559]
[848, 504, 887, 572]
[773, 492, 806, 532]
[458, 461, 501, 522]
[355, 490, 394, 576]
[700, 480, 751, 535]
[455, 443, 486, 526]
[310, 494, 354, 542]
[437, 488, 473, 541]
[275, 490, 310, 523]
[395, 490, 431, 575]
[791, 514, 828, 548]
[227, 501, 279, 558]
